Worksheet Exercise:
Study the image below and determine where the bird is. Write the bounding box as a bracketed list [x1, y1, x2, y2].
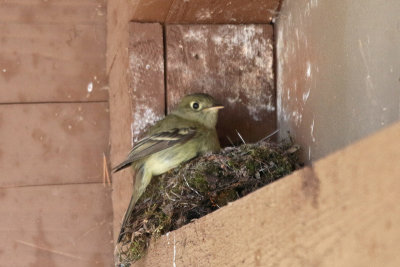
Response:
[113, 93, 223, 242]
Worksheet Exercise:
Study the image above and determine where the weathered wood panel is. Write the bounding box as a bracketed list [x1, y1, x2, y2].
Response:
[133, 121, 400, 267]
[0, 1, 107, 103]
[0, 102, 109, 187]
[114, 0, 280, 24]
[109, 22, 165, 240]
[0, 0, 106, 25]
[165, 0, 280, 24]
[127, 22, 165, 144]
[106, 0, 133, 71]
[127, 0, 174, 23]
[107, 0, 280, 72]
[0, 0, 113, 264]
[166, 24, 276, 145]
[0, 24, 107, 103]
[107, 0, 133, 241]
[0, 183, 113, 266]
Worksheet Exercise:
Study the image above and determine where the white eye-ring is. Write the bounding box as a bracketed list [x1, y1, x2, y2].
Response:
[190, 101, 200, 110]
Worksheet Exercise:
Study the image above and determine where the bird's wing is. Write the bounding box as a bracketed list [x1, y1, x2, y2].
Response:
[112, 127, 196, 172]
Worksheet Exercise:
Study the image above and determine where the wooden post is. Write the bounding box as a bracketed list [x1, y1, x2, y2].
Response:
[109, 22, 165, 240]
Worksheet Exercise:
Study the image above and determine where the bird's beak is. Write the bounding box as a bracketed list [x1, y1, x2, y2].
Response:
[204, 105, 224, 111]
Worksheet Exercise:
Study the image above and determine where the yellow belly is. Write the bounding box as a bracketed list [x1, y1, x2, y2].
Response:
[144, 144, 198, 176]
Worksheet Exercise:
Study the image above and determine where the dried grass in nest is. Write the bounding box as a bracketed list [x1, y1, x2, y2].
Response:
[114, 139, 301, 266]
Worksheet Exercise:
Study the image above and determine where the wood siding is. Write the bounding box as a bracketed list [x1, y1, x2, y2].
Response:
[0, 0, 113, 265]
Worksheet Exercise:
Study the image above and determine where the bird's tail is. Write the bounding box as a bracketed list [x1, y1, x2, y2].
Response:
[112, 158, 134, 173]
[117, 193, 138, 242]
[117, 164, 152, 242]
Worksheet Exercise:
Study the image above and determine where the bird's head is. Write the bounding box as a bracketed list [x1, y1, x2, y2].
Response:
[172, 93, 224, 128]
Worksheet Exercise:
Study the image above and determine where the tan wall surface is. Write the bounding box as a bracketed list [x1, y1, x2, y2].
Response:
[276, 0, 400, 163]
[132, 121, 400, 267]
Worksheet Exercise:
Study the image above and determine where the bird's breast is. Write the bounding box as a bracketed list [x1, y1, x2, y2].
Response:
[145, 143, 198, 176]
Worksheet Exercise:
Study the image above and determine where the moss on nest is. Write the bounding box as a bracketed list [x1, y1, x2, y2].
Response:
[115, 139, 300, 266]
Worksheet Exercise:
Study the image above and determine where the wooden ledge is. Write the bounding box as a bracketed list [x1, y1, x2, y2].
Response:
[133, 122, 400, 266]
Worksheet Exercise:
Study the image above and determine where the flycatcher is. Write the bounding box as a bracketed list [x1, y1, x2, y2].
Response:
[113, 93, 223, 242]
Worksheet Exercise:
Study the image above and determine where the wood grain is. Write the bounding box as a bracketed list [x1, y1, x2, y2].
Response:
[0, 102, 109, 187]
[107, 0, 134, 242]
[166, 24, 276, 145]
[0, 0, 107, 103]
[133, 121, 400, 267]
[129, 0, 174, 22]
[109, 22, 165, 241]
[0, 183, 113, 267]
[0, 0, 113, 264]
[0, 0, 105, 25]
[120, 0, 280, 24]
[165, 0, 280, 24]
[128, 22, 165, 143]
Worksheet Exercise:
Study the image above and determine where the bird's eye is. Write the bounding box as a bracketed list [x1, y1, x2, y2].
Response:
[191, 102, 200, 110]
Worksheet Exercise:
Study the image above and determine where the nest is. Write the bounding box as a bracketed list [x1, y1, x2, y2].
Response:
[114, 139, 300, 266]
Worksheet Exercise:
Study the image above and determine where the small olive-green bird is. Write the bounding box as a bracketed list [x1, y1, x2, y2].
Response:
[113, 93, 223, 242]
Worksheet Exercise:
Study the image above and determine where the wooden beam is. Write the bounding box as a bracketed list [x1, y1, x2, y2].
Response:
[122, 0, 280, 24]
[165, 0, 280, 24]
[109, 22, 165, 241]
[107, 0, 280, 26]
[133, 122, 400, 266]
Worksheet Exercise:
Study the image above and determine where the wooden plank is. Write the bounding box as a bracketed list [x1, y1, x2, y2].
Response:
[109, 22, 165, 240]
[166, 24, 276, 145]
[165, 0, 280, 24]
[106, 0, 280, 71]
[107, 0, 135, 72]
[0, 23, 107, 102]
[129, 0, 174, 22]
[127, 22, 165, 143]
[133, 121, 400, 267]
[107, 0, 134, 241]
[108, 0, 280, 25]
[0, 183, 113, 266]
[0, 102, 109, 187]
[0, 0, 105, 25]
